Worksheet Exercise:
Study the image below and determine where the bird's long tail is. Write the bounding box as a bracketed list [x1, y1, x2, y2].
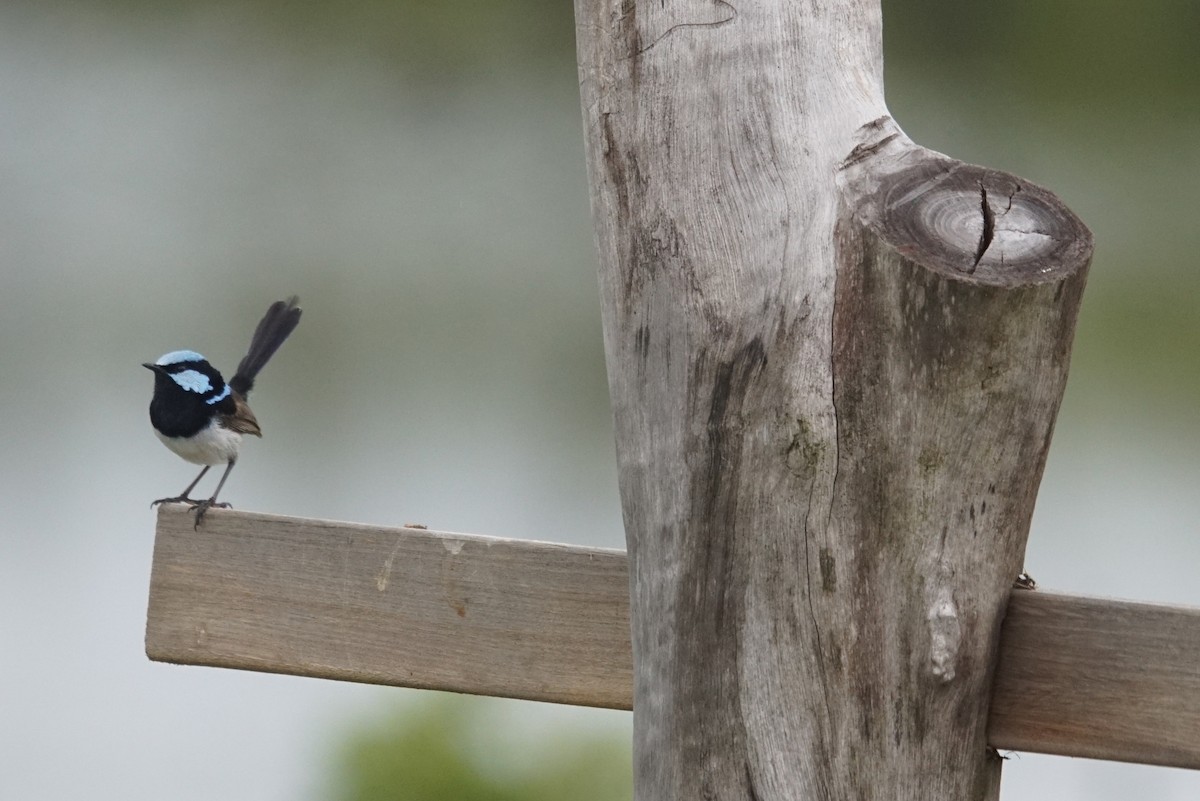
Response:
[230, 296, 302, 396]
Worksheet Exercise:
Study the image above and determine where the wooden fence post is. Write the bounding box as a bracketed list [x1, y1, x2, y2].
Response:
[573, 1, 1092, 798]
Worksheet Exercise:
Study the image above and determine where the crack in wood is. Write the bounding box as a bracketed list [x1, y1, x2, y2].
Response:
[744, 761, 763, 801]
[840, 132, 900, 169]
[971, 182, 995, 271]
[624, 1, 739, 59]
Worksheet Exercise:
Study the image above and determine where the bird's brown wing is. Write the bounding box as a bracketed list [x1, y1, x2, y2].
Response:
[220, 393, 263, 437]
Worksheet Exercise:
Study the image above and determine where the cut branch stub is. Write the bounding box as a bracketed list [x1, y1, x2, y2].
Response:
[818, 141, 1093, 797]
[874, 161, 1093, 283]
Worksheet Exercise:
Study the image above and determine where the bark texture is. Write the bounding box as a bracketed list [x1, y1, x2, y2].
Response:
[573, 1, 1091, 799]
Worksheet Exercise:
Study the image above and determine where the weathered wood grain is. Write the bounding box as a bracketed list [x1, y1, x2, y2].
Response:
[145, 506, 632, 709]
[147, 507, 1200, 769]
[990, 591, 1200, 769]
[573, 0, 1093, 795]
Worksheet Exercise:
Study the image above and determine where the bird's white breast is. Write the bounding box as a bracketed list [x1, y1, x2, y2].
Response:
[155, 419, 243, 465]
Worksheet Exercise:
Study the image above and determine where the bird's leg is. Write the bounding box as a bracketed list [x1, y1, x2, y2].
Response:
[191, 459, 236, 529]
[151, 465, 210, 508]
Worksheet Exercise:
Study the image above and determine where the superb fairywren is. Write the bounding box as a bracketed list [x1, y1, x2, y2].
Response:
[145, 296, 302, 527]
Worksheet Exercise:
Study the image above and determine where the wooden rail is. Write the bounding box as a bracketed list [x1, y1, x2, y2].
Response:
[145, 506, 1200, 769]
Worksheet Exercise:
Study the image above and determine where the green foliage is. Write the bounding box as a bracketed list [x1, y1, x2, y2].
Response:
[94, 0, 576, 74]
[884, 0, 1200, 109]
[1070, 274, 1200, 415]
[325, 694, 631, 801]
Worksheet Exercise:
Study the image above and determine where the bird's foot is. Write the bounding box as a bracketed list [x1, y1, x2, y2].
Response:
[150, 495, 199, 509]
[190, 499, 233, 530]
[1013, 571, 1037, 590]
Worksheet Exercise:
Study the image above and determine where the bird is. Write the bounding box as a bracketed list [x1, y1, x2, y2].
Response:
[144, 296, 302, 528]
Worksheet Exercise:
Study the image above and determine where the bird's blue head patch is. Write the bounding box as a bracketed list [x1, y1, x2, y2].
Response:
[155, 350, 206, 367]
[170, 369, 213, 395]
[206, 384, 232, 405]
[149, 350, 229, 405]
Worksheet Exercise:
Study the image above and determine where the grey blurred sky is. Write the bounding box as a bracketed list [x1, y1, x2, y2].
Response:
[1, 2, 1197, 799]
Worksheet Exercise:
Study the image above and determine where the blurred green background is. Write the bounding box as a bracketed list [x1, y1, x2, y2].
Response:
[0, 1, 1197, 799]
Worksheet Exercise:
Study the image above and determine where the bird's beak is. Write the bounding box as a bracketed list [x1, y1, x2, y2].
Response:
[143, 363, 160, 372]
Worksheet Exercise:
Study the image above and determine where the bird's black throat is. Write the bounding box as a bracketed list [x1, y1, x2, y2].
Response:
[147, 368, 236, 438]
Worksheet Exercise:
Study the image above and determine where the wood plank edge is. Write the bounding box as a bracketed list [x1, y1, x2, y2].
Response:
[147, 507, 1200, 767]
[144, 645, 633, 711]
